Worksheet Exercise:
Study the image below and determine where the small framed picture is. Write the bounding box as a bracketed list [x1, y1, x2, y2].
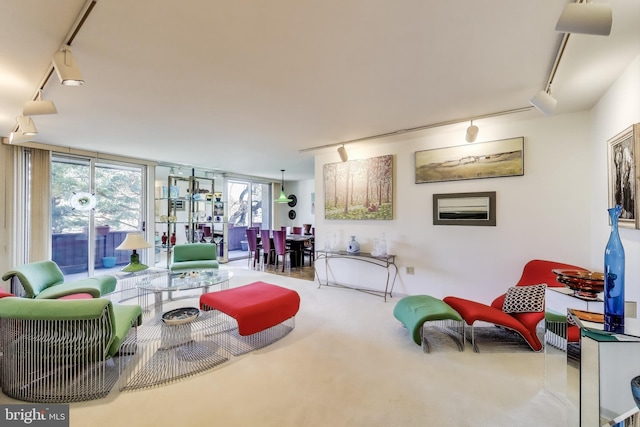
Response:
[213, 201, 224, 216]
[433, 191, 496, 226]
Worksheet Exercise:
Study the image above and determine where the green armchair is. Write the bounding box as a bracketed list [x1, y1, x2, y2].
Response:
[2, 260, 116, 299]
[0, 297, 142, 402]
[170, 243, 219, 272]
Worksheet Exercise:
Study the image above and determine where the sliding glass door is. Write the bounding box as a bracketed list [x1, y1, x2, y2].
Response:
[226, 178, 272, 260]
[51, 154, 146, 278]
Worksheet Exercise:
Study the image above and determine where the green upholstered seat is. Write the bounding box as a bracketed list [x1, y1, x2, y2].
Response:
[394, 295, 462, 345]
[170, 243, 219, 272]
[2, 260, 116, 299]
[0, 297, 142, 402]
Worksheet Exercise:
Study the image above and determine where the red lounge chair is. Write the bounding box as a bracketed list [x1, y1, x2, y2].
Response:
[443, 259, 587, 352]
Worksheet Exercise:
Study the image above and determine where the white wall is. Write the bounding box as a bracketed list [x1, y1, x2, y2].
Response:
[275, 179, 316, 230]
[313, 54, 640, 306]
[313, 111, 595, 304]
[590, 54, 640, 309]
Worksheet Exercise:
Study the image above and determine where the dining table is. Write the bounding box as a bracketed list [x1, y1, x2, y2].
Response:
[257, 233, 314, 268]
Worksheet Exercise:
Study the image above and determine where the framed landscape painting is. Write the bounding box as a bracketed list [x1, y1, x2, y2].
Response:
[323, 154, 393, 220]
[608, 123, 640, 229]
[415, 137, 524, 184]
[433, 191, 496, 226]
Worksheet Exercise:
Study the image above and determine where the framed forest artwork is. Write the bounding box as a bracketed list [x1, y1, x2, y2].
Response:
[323, 154, 393, 220]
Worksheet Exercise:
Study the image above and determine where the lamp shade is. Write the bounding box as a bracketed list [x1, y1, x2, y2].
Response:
[116, 233, 152, 250]
[16, 116, 37, 135]
[8, 132, 33, 144]
[275, 169, 293, 203]
[466, 124, 479, 143]
[555, 3, 612, 36]
[116, 233, 152, 272]
[23, 90, 57, 115]
[52, 46, 84, 86]
[338, 145, 348, 162]
[529, 90, 557, 116]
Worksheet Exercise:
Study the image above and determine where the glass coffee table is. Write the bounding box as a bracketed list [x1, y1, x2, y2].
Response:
[122, 269, 234, 391]
[136, 269, 234, 316]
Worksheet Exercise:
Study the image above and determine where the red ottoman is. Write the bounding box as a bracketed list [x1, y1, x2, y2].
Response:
[199, 281, 300, 336]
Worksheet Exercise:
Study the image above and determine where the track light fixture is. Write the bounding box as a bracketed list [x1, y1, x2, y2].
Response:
[529, 89, 557, 116]
[23, 89, 57, 116]
[16, 116, 37, 135]
[8, 132, 32, 144]
[52, 45, 84, 86]
[337, 145, 348, 162]
[274, 169, 293, 203]
[555, 2, 612, 36]
[465, 121, 479, 143]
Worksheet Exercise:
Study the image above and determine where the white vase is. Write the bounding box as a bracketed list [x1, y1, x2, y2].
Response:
[346, 236, 360, 254]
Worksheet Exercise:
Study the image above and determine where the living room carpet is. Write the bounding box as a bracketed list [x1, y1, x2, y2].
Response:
[0, 267, 573, 426]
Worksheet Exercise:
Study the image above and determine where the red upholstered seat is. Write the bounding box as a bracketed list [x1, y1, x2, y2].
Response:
[0, 291, 14, 299]
[199, 281, 300, 336]
[57, 293, 94, 300]
[444, 259, 588, 352]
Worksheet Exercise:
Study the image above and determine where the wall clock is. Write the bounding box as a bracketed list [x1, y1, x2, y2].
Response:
[287, 194, 297, 207]
[288, 210, 296, 220]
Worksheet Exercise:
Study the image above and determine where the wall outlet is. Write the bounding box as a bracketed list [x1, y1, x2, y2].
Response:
[406, 266, 415, 275]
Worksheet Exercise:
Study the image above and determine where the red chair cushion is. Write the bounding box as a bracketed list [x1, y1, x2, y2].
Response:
[515, 259, 588, 288]
[0, 291, 14, 299]
[57, 293, 94, 300]
[443, 296, 543, 351]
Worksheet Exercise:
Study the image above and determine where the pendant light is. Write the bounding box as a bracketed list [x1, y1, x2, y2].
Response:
[275, 169, 292, 203]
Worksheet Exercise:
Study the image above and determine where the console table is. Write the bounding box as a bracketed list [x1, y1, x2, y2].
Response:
[315, 250, 398, 301]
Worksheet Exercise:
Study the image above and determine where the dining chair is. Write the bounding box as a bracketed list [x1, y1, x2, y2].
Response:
[260, 229, 272, 270]
[292, 226, 303, 235]
[303, 227, 315, 266]
[245, 228, 261, 269]
[273, 230, 294, 272]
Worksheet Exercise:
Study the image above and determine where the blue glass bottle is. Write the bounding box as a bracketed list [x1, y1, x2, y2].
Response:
[604, 205, 625, 333]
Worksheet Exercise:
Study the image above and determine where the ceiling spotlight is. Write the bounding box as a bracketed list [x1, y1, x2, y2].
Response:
[23, 89, 57, 116]
[274, 169, 293, 203]
[337, 145, 348, 162]
[529, 89, 557, 116]
[555, 2, 612, 36]
[9, 131, 33, 144]
[16, 116, 37, 135]
[465, 121, 479, 143]
[52, 45, 84, 86]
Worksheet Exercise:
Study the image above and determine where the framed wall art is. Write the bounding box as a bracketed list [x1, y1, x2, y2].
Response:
[608, 123, 640, 229]
[415, 137, 524, 184]
[323, 154, 393, 220]
[433, 191, 496, 226]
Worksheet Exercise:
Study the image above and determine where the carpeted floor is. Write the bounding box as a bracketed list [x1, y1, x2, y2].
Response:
[228, 257, 316, 281]
[0, 266, 575, 426]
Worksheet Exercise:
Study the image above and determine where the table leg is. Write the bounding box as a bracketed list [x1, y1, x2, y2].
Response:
[154, 291, 164, 316]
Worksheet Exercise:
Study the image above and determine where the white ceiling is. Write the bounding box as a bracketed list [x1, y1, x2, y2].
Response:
[1, 0, 638, 181]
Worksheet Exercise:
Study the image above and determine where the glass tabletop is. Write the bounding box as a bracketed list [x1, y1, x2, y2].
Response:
[136, 269, 234, 292]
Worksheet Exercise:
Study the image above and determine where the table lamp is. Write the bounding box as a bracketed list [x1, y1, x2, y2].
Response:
[116, 232, 153, 272]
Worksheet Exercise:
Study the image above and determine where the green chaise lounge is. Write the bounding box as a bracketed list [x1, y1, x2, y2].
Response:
[2, 260, 116, 299]
[170, 243, 219, 272]
[0, 297, 142, 402]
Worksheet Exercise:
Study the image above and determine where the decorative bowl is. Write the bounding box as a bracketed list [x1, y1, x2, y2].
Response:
[552, 269, 605, 300]
[162, 307, 200, 325]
